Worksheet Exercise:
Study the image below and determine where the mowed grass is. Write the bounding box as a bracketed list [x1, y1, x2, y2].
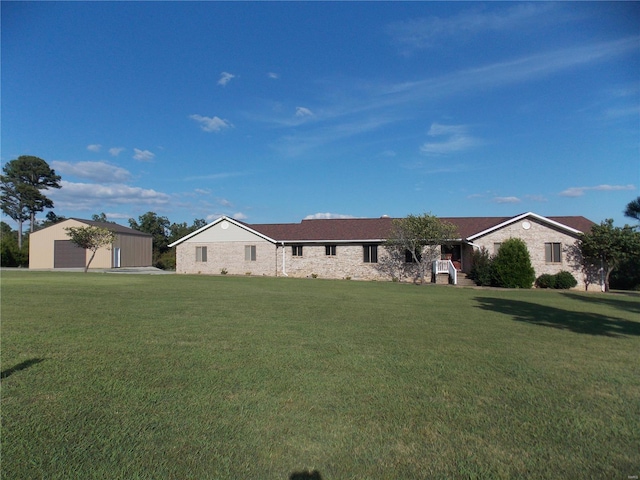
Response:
[2, 271, 639, 479]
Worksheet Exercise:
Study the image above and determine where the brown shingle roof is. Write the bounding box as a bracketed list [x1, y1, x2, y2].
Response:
[248, 213, 594, 243]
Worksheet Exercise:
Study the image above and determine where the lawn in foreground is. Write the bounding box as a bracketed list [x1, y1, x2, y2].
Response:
[2, 271, 639, 479]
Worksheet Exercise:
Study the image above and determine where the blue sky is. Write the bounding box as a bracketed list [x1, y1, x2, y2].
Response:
[2, 2, 639, 228]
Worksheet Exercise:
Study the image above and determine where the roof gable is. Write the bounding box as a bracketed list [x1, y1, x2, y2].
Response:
[466, 212, 592, 240]
[168, 216, 276, 247]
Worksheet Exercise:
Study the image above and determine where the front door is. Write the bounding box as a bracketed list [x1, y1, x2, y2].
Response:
[113, 248, 121, 268]
[441, 245, 462, 270]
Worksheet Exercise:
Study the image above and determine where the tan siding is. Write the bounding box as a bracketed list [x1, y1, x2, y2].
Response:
[29, 219, 152, 269]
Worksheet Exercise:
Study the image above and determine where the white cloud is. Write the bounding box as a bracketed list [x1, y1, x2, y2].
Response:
[304, 212, 356, 220]
[109, 147, 125, 156]
[49, 180, 171, 211]
[87, 144, 102, 152]
[559, 184, 636, 197]
[295, 107, 314, 118]
[493, 196, 521, 204]
[420, 123, 480, 155]
[51, 161, 132, 183]
[218, 71, 235, 86]
[267, 72, 279, 79]
[133, 149, 155, 162]
[194, 188, 212, 195]
[189, 114, 233, 132]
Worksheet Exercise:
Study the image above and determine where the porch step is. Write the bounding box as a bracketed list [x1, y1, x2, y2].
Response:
[455, 272, 477, 287]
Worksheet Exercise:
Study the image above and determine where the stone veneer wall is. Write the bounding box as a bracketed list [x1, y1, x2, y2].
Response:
[470, 218, 588, 289]
[275, 244, 393, 281]
[176, 240, 278, 276]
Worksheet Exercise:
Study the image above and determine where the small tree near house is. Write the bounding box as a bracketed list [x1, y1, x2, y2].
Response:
[384, 213, 459, 283]
[577, 219, 640, 292]
[65, 226, 117, 273]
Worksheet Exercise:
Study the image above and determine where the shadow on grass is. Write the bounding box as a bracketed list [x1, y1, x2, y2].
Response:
[1, 358, 45, 379]
[290, 470, 322, 480]
[475, 297, 640, 337]
[561, 292, 640, 316]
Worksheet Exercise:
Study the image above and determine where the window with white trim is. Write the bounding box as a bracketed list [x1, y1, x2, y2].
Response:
[325, 245, 336, 256]
[196, 246, 207, 262]
[245, 245, 256, 261]
[292, 246, 303, 257]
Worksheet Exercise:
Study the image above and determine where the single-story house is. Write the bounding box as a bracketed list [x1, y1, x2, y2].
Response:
[168, 212, 597, 289]
[29, 218, 153, 269]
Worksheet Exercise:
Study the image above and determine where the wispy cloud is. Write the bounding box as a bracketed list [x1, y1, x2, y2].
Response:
[267, 72, 279, 79]
[109, 147, 125, 157]
[304, 212, 356, 220]
[379, 37, 639, 109]
[218, 71, 235, 86]
[387, 3, 563, 51]
[189, 114, 233, 132]
[133, 148, 155, 162]
[559, 184, 636, 197]
[51, 161, 132, 183]
[420, 123, 480, 155]
[295, 106, 314, 118]
[87, 144, 102, 152]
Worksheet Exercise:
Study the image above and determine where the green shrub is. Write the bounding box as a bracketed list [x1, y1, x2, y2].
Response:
[536, 274, 556, 289]
[491, 238, 535, 288]
[469, 247, 493, 286]
[554, 271, 578, 289]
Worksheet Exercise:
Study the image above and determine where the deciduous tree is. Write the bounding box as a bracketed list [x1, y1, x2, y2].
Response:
[577, 219, 640, 292]
[384, 213, 458, 283]
[65, 226, 117, 272]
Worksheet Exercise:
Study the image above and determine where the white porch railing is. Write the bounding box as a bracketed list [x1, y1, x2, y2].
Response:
[432, 259, 457, 285]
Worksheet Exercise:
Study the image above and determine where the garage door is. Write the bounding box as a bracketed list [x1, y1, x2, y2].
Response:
[54, 240, 86, 268]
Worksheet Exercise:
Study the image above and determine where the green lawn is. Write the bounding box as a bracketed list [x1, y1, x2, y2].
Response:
[2, 271, 639, 479]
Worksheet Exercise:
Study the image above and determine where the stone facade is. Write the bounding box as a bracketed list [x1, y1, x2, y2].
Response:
[171, 214, 595, 289]
[176, 240, 277, 276]
[275, 244, 392, 281]
[467, 217, 588, 289]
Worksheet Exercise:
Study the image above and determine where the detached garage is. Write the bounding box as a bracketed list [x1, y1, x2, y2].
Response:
[29, 218, 153, 269]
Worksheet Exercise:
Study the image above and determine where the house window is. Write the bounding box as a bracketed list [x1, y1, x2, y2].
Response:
[245, 245, 256, 261]
[363, 245, 378, 263]
[545, 242, 562, 263]
[292, 246, 303, 257]
[325, 245, 336, 256]
[493, 243, 502, 254]
[196, 246, 207, 262]
[405, 249, 422, 263]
